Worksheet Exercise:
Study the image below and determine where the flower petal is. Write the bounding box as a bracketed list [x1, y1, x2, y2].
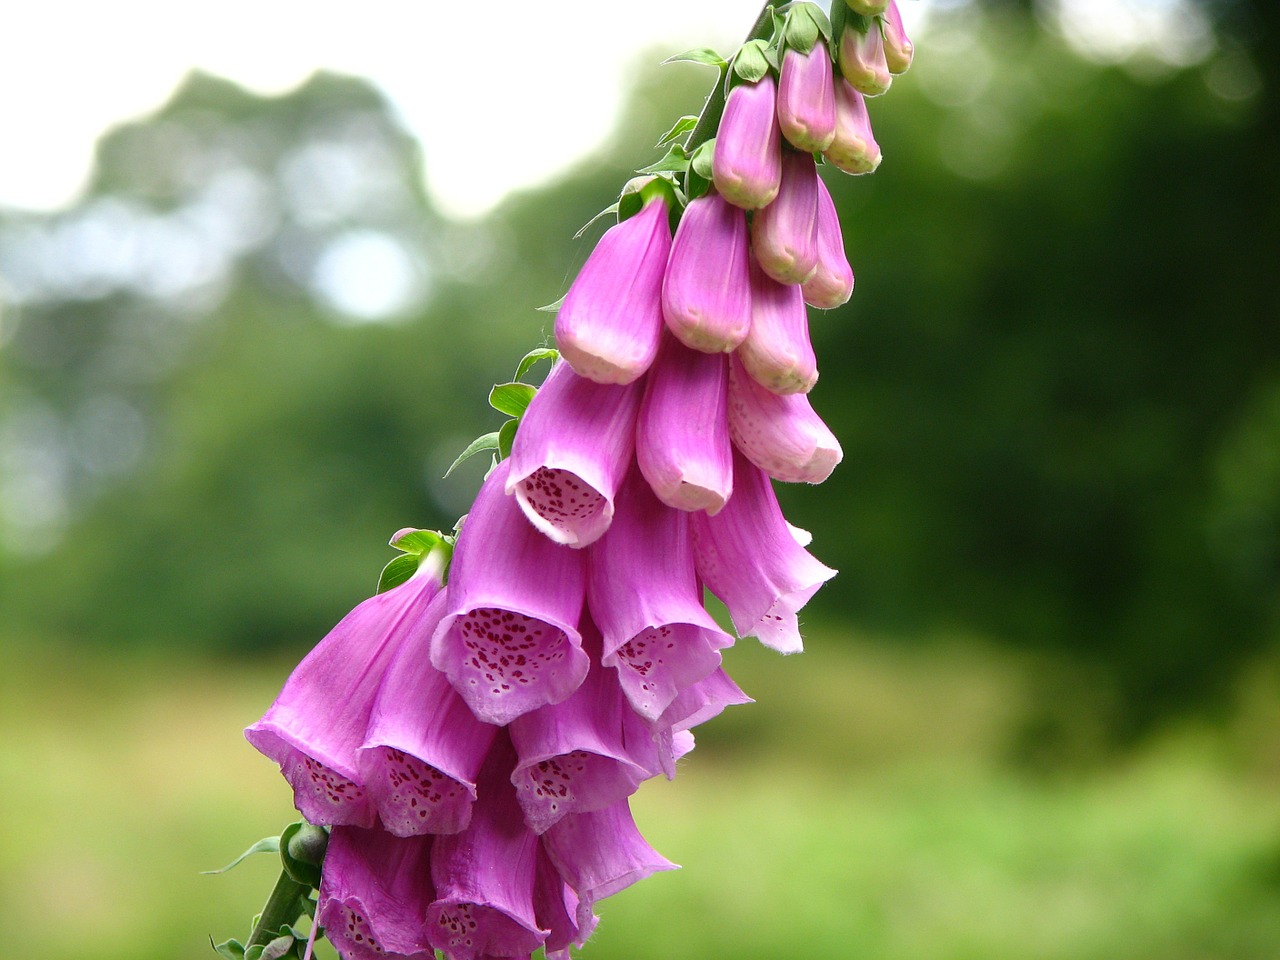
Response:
[662, 192, 753, 354]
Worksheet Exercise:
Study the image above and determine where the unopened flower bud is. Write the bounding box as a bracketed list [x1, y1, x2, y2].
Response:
[728, 354, 843, 484]
[824, 79, 881, 176]
[663, 192, 753, 353]
[751, 148, 819, 286]
[839, 20, 892, 97]
[776, 45, 836, 154]
[739, 255, 818, 395]
[555, 193, 670, 385]
[881, 1, 914, 74]
[845, 0, 889, 15]
[712, 76, 782, 210]
[802, 176, 854, 309]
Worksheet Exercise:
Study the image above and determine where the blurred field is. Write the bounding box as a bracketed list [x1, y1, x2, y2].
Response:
[3, 628, 1278, 960]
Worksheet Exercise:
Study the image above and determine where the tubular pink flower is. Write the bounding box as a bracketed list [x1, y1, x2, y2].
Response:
[692, 448, 836, 653]
[803, 175, 855, 309]
[662, 191, 752, 354]
[588, 466, 732, 721]
[712, 75, 782, 210]
[635, 331, 734, 514]
[839, 21, 892, 98]
[824, 78, 882, 176]
[244, 558, 446, 828]
[554, 194, 671, 385]
[534, 844, 596, 960]
[739, 255, 819, 395]
[728, 353, 843, 484]
[777, 45, 837, 153]
[360, 591, 498, 836]
[427, 736, 548, 960]
[432, 461, 589, 726]
[506, 359, 643, 548]
[542, 799, 678, 933]
[751, 147, 819, 286]
[881, 1, 915, 75]
[657, 665, 753, 734]
[317, 826, 436, 960]
[509, 621, 668, 833]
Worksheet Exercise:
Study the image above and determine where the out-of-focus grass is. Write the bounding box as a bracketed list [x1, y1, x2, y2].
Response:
[2, 631, 1278, 960]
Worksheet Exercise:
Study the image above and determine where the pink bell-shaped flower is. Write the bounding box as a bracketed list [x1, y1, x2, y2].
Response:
[839, 20, 892, 97]
[711, 75, 782, 210]
[636, 330, 735, 514]
[802, 174, 855, 309]
[751, 147, 820, 286]
[432, 460, 589, 726]
[506, 359, 643, 548]
[881, 1, 915, 75]
[656, 664, 753, 735]
[359, 593, 498, 836]
[588, 466, 733, 721]
[777, 44, 837, 153]
[317, 826, 437, 960]
[554, 193, 671, 385]
[693, 448, 836, 653]
[824, 78, 882, 176]
[662, 191, 753, 353]
[728, 353, 843, 484]
[739, 254, 819, 395]
[244, 553, 448, 829]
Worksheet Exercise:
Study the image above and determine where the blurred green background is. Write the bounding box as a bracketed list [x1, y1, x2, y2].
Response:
[2, 1, 1278, 958]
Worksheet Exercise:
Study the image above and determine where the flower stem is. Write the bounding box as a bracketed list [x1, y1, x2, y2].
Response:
[683, 1, 779, 156]
[246, 868, 312, 948]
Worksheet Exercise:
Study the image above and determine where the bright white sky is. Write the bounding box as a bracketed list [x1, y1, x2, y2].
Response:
[0, 0, 1202, 221]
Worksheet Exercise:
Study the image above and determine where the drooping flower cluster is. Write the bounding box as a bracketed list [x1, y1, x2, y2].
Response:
[242, 3, 914, 958]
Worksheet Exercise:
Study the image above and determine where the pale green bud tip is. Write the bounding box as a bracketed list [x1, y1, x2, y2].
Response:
[286, 823, 329, 869]
[845, 0, 889, 15]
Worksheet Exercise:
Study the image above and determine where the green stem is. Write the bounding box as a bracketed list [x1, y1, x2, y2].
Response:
[246, 869, 312, 949]
[683, 2, 779, 157]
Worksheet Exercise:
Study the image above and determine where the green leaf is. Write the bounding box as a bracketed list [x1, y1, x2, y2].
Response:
[572, 201, 621, 240]
[280, 822, 326, 889]
[445, 431, 500, 477]
[489, 382, 537, 418]
[656, 115, 698, 147]
[637, 143, 690, 176]
[211, 937, 247, 959]
[203, 836, 281, 875]
[249, 934, 296, 960]
[389, 527, 444, 555]
[514, 347, 558, 382]
[690, 139, 716, 181]
[377, 553, 417, 593]
[685, 164, 711, 203]
[662, 47, 727, 68]
[497, 418, 519, 460]
[536, 293, 567, 312]
[732, 40, 772, 84]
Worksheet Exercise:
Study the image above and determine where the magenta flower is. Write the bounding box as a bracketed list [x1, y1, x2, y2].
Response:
[839, 20, 892, 98]
[657, 664, 753, 734]
[635, 331, 734, 514]
[728, 353, 842, 484]
[244, 556, 447, 828]
[427, 735, 547, 960]
[881, 1, 915, 75]
[777, 44, 836, 153]
[662, 191, 753, 353]
[432, 460, 589, 726]
[739, 254, 819, 395]
[317, 826, 436, 960]
[554, 194, 671, 385]
[588, 466, 732, 720]
[711, 75, 782, 210]
[506, 359, 643, 548]
[824, 78, 882, 176]
[802, 174, 855, 309]
[751, 147, 819, 286]
[693, 448, 836, 653]
[534, 844, 596, 960]
[360, 594, 498, 836]
[541, 799, 678, 933]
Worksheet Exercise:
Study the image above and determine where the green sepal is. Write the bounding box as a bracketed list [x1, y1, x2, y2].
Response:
[280, 821, 327, 889]
[637, 143, 690, 176]
[536, 293, 567, 312]
[690, 139, 716, 181]
[497, 417, 519, 460]
[842, 10, 873, 36]
[379, 529, 452, 593]
[377, 553, 419, 594]
[389, 527, 447, 555]
[445, 431, 500, 477]
[662, 47, 727, 68]
[211, 936, 247, 959]
[513, 347, 558, 381]
[489, 382, 537, 418]
[731, 39, 773, 84]
[656, 115, 699, 147]
[202, 836, 281, 875]
[784, 3, 824, 53]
